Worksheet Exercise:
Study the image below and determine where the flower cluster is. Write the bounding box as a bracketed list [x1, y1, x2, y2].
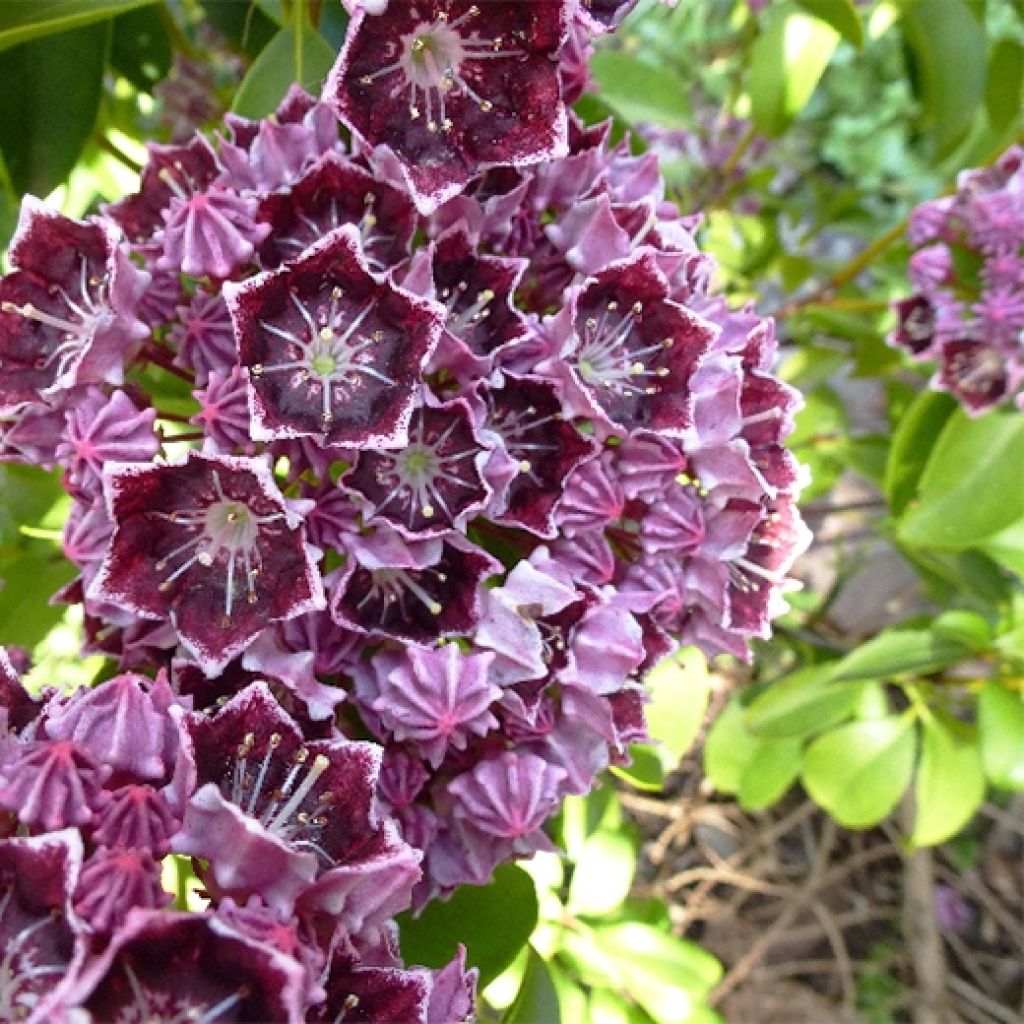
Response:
[0, 0, 807, 1017]
[891, 144, 1024, 414]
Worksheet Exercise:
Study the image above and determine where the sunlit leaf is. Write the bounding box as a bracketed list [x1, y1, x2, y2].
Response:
[0, 0, 154, 52]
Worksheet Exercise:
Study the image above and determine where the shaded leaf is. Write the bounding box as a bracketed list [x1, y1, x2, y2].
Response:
[505, 948, 561, 1024]
[884, 389, 958, 516]
[396, 863, 537, 989]
[232, 23, 337, 118]
[0, 23, 107, 197]
[829, 628, 970, 682]
[589, 51, 690, 129]
[984, 38, 1024, 134]
[901, 0, 987, 157]
[111, 5, 171, 93]
[0, 0, 153, 52]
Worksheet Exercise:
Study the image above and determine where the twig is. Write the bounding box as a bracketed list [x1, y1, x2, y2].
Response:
[709, 818, 837, 1006]
[901, 798, 949, 1024]
[947, 975, 1021, 1024]
[94, 134, 142, 173]
[809, 899, 857, 1011]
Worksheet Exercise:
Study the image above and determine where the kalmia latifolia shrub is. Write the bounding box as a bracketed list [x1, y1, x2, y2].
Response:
[892, 144, 1024, 414]
[0, 1, 806, 1019]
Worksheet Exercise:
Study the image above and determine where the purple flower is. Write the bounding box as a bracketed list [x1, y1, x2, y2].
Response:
[88, 452, 325, 674]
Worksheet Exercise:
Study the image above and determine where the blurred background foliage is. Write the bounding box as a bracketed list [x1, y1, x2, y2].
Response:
[0, 1, 1022, 1021]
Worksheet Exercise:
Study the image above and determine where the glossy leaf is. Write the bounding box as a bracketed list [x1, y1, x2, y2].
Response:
[978, 685, 1024, 789]
[884, 390, 958, 516]
[802, 716, 917, 828]
[0, 549, 77, 651]
[829, 628, 970, 683]
[111, 5, 171, 93]
[589, 52, 691, 129]
[644, 647, 711, 768]
[0, 23, 107, 197]
[748, 5, 840, 136]
[793, 0, 864, 47]
[0, 0, 153, 52]
[976, 519, 1024, 579]
[743, 665, 861, 738]
[396, 863, 537, 988]
[900, 0, 987, 157]
[911, 714, 984, 846]
[504, 948, 561, 1024]
[611, 745, 665, 792]
[232, 23, 337, 118]
[567, 830, 636, 917]
[898, 408, 1024, 550]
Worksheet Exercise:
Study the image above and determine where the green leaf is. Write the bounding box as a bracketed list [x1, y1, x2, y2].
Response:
[898, 408, 1024, 549]
[567, 830, 636, 917]
[232, 23, 337, 118]
[592, 923, 722, 1024]
[0, 23, 107, 197]
[985, 38, 1024, 134]
[704, 700, 802, 810]
[931, 610, 992, 651]
[0, 0, 154, 52]
[111, 5, 171, 92]
[975, 518, 1024, 578]
[978, 685, 1024, 789]
[611, 746, 665, 792]
[884, 390, 958, 516]
[0, 550, 77, 651]
[802, 716, 917, 828]
[900, 0, 987, 157]
[911, 714, 984, 846]
[396, 864, 537, 989]
[588, 52, 690, 129]
[504, 949, 561, 1024]
[644, 647, 711, 768]
[793, 0, 864, 47]
[201, 0, 278, 58]
[830, 628, 970, 683]
[748, 5, 840, 136]
[743, 665, 861, 738]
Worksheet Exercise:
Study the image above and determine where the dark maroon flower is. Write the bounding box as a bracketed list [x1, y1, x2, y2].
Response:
[88, 452, 325, 675]
[481, 376, 596, 537]
[72, 910, 306, 1024]
[576, 0, 641, 33]
[0, 199, 149, 409]
[311, 951, 431, 1024]
[892, 294, 937, 356]
[0, 831, 86, 1023]
[539, 249, 715, 436]
[174, 683, 418, 920]
[344, 399, 490, 536]
[332, 534, 498, 643]
[258, 152, 416, 270]
[226, 226, 444, 445]
[326, 0, 570, 211]
[422, 226, 530, 368]
[938, 338, 1009, 413]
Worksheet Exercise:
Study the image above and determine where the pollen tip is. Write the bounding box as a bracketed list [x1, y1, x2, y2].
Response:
[429, 601, 443, 615]
[422, 504, 435, 518]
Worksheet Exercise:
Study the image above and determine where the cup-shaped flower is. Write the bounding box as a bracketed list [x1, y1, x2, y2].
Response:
[325, 0, 570, 211]
[226, 226, 444, 446]
[88, 452, 325, 675]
